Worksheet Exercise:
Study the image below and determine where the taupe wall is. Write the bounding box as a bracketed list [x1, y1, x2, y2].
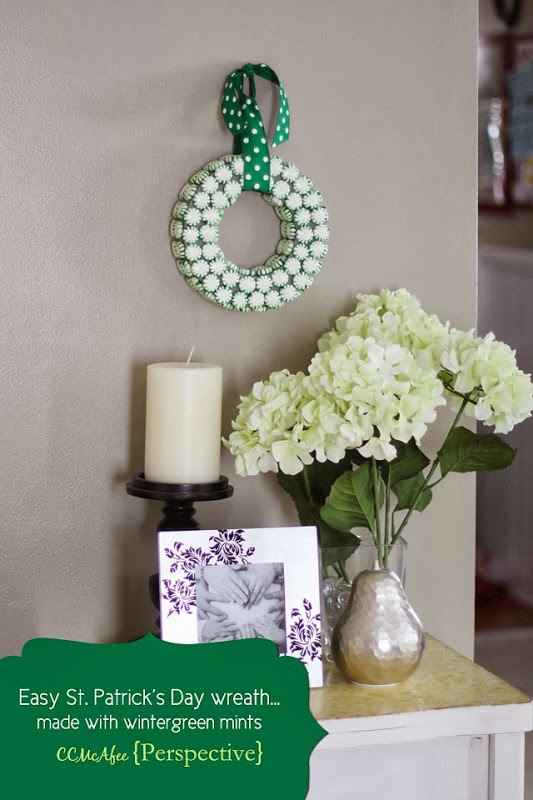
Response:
[0, 1, 477, 657]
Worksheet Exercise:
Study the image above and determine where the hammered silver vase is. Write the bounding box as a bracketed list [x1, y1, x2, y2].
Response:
[331, 563, 425, 686]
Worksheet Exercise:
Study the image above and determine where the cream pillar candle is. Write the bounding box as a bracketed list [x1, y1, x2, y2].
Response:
[144, 362, 223, 484]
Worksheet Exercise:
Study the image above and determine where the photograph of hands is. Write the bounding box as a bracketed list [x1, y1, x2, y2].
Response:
[196, 563, 286, 653]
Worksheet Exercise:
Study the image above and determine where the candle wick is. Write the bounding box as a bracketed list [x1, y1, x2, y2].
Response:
[186, 347, 195, 367]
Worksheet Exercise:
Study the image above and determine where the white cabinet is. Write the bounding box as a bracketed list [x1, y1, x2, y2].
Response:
[309, 637, 532, 800]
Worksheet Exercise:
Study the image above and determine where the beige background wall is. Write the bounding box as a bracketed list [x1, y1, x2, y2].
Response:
[0, 0, 477, 658]
[479, 0, 533, 248]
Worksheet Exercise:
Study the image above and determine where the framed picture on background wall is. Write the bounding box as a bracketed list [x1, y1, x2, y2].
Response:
[478, 34, 533, 210]
[158, 526, 323, 687]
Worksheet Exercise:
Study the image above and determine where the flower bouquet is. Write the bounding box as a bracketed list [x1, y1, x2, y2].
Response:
[224, 290, 533, 580]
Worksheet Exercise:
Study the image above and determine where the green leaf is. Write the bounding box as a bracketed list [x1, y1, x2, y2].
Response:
[320, 462, 379, 533]
[276, 455, 352, 505]
[439, 426, 517, 477]
[393, 473, 432, 512]
[382, 440, 430, 487]
[278, 489, 359, 569]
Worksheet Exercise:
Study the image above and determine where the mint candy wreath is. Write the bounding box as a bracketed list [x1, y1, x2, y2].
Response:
[169, 63, 329, 312]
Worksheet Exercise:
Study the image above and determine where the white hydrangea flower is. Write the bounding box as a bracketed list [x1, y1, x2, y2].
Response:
[222, 270, 240, 287]
[212, 191, 229, 209]
[202, 207, 222, 224]
[185, 243, 202, 261]
[215, 165, 233, 182]
[203, 274, 219, 292]
[272, 180, 290, 199]
[282, 164, 299, 181]
[225, 181, 241, 199]
[185, 208, 202, 225]
[311, 207, 329, 224]
[224, 370, 312, 475]
[285, 257, 302, 275]
[200, 224, 218, 243]
[295, 176, 312, 194]
[202, 243, 219, 260]
[286, 193, 303, 210]
[239, 275, 256, 293]
[294, 208, 312, 225]
[223, 287, 533, 481]
[182, 228, 199, 244]
[203, 176, 219, 194]
[318, 289, 450, 373]
[249, 291, 265, 310]
[306, 337, 445, 461]
[193, 192, 210, 209]
[439, 329, 533, 433]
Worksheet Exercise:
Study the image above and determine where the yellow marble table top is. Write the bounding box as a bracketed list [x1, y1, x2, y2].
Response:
[310, 635, 531, 721]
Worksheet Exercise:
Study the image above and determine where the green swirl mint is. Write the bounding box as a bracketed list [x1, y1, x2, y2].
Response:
[202, 208, 222, 224]
[193, 192, 210, 209]
[203, 225, 220, 243]
[203, 176, 219, 194]
[286, 193, 303, 210]
[222, 271, 240, 287]
[296, 226, 314, 243]
[304, 191, 322, 209]
[185, 243, 202, 261]
[214, 165, 233, 182]
[210, 258, 226, 274]
[183, 228, 199, 243]
[294, 208, 312, 225]
[185, 208, 202, 225]
[282, 164, 299, 181]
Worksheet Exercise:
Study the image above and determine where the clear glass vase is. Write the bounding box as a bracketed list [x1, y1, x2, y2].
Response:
[322, 532, 408, 663]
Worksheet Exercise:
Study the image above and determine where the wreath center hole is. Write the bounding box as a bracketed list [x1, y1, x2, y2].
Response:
[218, 192, 280, 270]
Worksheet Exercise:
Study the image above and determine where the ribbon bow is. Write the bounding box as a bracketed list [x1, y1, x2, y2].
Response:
[221, 63, 290, 192]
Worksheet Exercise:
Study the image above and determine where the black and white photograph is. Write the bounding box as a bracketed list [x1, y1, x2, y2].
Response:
[195, 562, 286, 652]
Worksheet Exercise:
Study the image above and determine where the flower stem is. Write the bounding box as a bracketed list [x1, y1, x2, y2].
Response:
[371, 458, 383, 567]
[337, 560, 349, 582]
[384, 466, 392, 568]
[391, 396, 470, 545]
[302, 465, 313, 501]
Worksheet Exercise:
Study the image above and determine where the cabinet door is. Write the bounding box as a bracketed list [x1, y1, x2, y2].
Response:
[308, 735, 489, 800]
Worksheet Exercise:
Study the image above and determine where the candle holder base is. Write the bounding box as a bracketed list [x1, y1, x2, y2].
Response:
[126, 473, 234, 634]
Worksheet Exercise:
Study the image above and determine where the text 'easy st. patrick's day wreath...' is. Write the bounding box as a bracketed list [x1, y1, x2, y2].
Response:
[170, 63, 330, 312]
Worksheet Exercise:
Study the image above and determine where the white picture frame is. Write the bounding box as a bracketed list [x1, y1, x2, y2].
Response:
[158, 526, 323, 688]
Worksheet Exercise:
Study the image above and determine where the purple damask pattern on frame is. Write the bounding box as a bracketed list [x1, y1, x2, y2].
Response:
[161, 530, 255, 617]
[288, 599, 322, 664]
[208, 529, 255, 564]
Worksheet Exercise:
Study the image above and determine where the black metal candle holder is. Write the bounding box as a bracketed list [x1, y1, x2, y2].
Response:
[126, 472, 234, 625]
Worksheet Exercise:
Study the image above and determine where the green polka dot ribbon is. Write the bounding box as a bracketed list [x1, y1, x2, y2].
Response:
[221, 63, 290, 193]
